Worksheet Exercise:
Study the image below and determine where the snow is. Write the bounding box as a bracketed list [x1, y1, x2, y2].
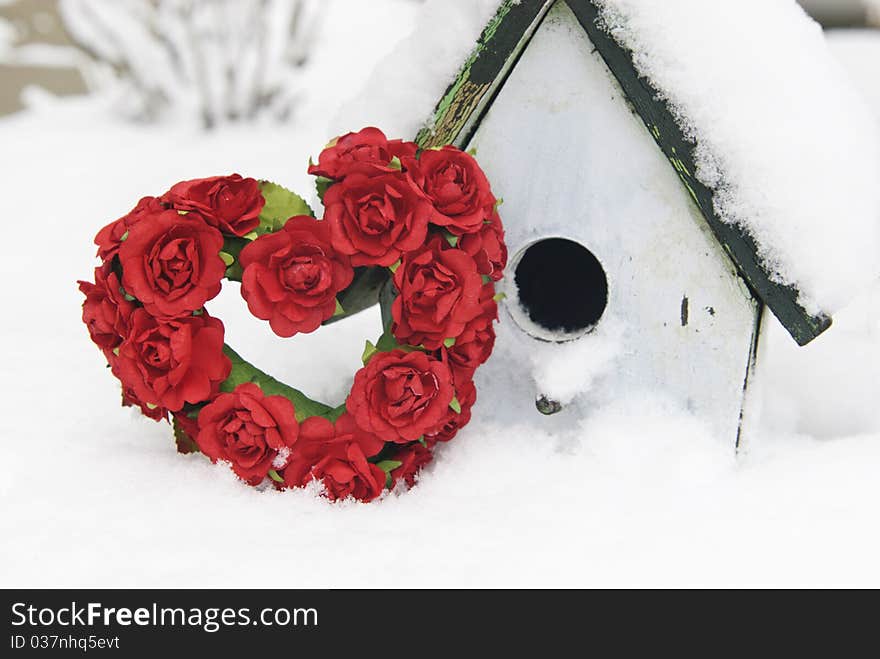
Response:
[2, 2, 880, 587]
[593, 0, 880, 317]
[331, 0, 501, 138]
[827, 29, 880, 112]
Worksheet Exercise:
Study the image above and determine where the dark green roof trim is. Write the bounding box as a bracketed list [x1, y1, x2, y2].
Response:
[564, 0, 830, 345]
[418, 0, 831, 346]
[416, 0, 554, 149]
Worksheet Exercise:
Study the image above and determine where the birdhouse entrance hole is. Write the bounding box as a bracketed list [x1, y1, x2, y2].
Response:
[512, 238, 608, 340]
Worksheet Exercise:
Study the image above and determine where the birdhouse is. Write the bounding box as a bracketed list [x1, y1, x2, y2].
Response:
[405, 0, 880, 445]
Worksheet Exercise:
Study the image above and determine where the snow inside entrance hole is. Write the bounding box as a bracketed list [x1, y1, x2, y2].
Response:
[510, 238, 609, 341]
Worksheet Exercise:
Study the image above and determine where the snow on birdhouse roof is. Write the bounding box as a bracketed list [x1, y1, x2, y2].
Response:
[335, 0, 880, 345]
[590, 0, 880, 334]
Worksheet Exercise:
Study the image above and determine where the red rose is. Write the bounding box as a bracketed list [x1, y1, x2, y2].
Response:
[407, 146, 495, 235]
[460, 211, 507, 281]
[446, 326, 496, 384]
[281, 414, 386, 502]
[308, 127, 418, 181]
[196, 382, 299, 485]
[389, 442, 434, 489]
[425, 377, 476, 443]
[78, 266, 135, 358]
[164, 174, 265, 237]
[324, 173, 431, 267]
[115, 309, 231, 412]
[118, 209, 225, 317]
[347, 349, 455, 442]
[95, 196, 166, 261]
[391, 238, 484, 349]
[442, 285, 498, 383]
[239, 216, 354, 337]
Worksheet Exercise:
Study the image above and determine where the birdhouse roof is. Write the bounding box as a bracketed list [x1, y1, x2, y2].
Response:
[393, 0, 880, 345]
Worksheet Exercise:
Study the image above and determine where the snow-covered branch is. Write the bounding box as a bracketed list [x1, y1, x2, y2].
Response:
[57, 0, 322, 128]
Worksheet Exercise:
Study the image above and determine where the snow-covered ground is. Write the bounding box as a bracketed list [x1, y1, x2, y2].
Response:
[1, 3, 880, 587]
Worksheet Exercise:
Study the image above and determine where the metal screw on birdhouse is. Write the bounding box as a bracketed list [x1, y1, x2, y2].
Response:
[536, 395, 562, 415]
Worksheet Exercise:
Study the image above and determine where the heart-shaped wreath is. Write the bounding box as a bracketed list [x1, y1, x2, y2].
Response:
[78, 128, 507, 502]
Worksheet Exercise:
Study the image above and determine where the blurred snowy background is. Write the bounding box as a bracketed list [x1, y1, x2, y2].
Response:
[1, 0, 879, 587]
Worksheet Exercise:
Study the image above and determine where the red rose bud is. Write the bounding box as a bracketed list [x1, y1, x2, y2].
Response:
[425, 377, 476, 444]
[347, 349, 455, 443]
[196, 382, 299, 486]
[163, 174, 265, 237]
[94, 196, 166, 262]
[446, 326, 496, 385]
[115, 309, 231, 413]
[389, 442, 434, 489]
[280, 414, 386, 502]
[324, 172, 431, 267]
[239, 216, 354, 337]
[118, 209, 225, 317]
[406, 146, 496, 235]
[78, 266, 136, 358]
[391, 237, 484, 350]
[308, 127, 418, 181]
[459, 211, 507, 281]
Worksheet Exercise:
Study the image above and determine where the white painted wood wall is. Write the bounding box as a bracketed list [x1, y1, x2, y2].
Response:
[467, 1, 761, 443]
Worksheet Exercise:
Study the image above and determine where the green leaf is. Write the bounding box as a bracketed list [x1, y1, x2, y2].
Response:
[388, 260, 401, 274]
[418, 437, 427, 448]
[376, 460, 403, 473]
[243, 231, 258, 241]
[449, 397, 461, 414]
[315, 176, 334, 202]
[120, 230, 129, 242]
[192, 308, 204, 316]
[221, 236, 249, 281]
[467, 147, 478, 157]
[493, 197, 504, 211]
[225, 262, 243, 281]
[376, 331, 397, 353]
[443, 337, 456, 348]
[362, 340, 378, 365]
[172, 417, 200, 455]
[443, 230, 459, 248]
[481, 275, 492, 285]
[333, 298, 345, 317]
[493, 292, 507, 302]
[388, 156, 402, 171]
[257, 180, 314, 236]
[267, 469, 284, 484]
